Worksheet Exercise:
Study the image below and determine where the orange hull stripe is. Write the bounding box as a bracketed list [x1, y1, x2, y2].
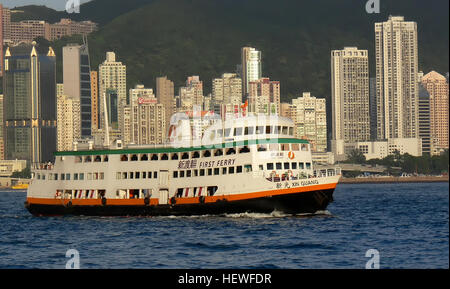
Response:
[27, 182, 337, 206]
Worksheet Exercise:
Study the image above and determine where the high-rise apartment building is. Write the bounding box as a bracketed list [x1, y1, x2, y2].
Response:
[418, 84, 431, 155]
[178, 76, 204, 111]
[241, 47, 262, 98]
[375, 16, 419, 140]
[289, 92, 327, 152]
[98, 52, 126, 131]
[331, 47, 370, 143]
[248, 78, 280, 115]
[212, 73, 242, 106]
[129, 85, 166, 145]
[63, 43, 92, 137]
[3, 43, 56, 164]
[421, 71, 449, 154]
[56, 84, 81, 152]
[156, 76, 175, 132]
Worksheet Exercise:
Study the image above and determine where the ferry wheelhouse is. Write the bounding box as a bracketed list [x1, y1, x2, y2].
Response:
[25, 116, 341, 216]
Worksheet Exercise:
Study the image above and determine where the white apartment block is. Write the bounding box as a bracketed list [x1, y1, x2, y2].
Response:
[98, 52, 127, 131]
[212, 73, 242, 106]
[241, 47, 262, 97]
[289, 92, 327, 152]
[248, 78, 280, 115]
[375, 16, 419, 140]
[331, 47, 370, 143]
[57, 88, 81, 152]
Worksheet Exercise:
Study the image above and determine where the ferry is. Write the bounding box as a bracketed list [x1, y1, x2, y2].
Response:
[25, 116, 341, 216]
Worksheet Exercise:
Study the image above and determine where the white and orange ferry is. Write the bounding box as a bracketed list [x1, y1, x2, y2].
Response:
[25, 116, 341, 216]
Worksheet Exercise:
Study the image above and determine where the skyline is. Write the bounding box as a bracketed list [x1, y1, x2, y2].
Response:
[0, 0, 92, 11]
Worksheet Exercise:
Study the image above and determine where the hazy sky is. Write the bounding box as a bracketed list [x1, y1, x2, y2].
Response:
[0, 0, 92, 11]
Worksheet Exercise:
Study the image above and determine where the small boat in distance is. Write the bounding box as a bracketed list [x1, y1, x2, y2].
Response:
[12, 183, 29, 190]
[25, 116, 341, 216]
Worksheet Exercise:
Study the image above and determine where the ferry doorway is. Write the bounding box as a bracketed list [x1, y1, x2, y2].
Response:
[159, 189, 169, 205]
[159, 170, 169, 187]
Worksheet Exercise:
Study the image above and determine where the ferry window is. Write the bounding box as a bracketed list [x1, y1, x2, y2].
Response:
[94, 172, 99, 180]
[236, 166, 243, 173]
[207, 168, 213, 176]
[181, 153, 189, 159]
[301, 144, 308, 151]
[217, 129, 223, 138]
[289, 127, 294, 136]
[148, 172, 152, 178]
[142, 172, 147, 179]
[79, 173, 84, 180]
[151, 154, 158, 161]
[74, 173, 79, 180]
[140, 154, 148, 161]
[116, 172, 122, 180]
[281, 144, 290, 151]
[292, 162, 297, 170]
[234, 127, 242, 136]
[257, 144, 267, 151]
[103, 155, 109, 162]
[75, 156, 82, 163]
[171, 153, 179, 160]
[129, 172, 134, 179]
[229, 167, 235, 174]
[180, 171, 185, 178]
[54, 173, 58, 181]
[200, 169, 205, 176]
[42, 174, 46, 180]
[282, 126, 288, 135]
[100, 173, 104, 180]
[66, 173, 71, 180]
[135, 172, 140, 179]
[239, 146, 250, 153]
[161, 154, 169, 160]
[61, 173, 65, 180]
[224, 128, 231, 137]
[94, 155, 101, 162]
[123, 172, 128, 179]
[154, 172, 158, 179]
[277, 126, 281, 134]
[203, 150, 211, 157]
[214, 168, 220, 175]
[256, 126, 264, 134]
[306, 162, 311, 170]
[194, 169, 199, 177]
[266, 126, 271, 134]
[269, 143, 279, 151]
[259, 165, 264, 171]
[226, 148, 236, 155]
[276, 163, 282, 170]
[121, 154, 128, 161]
[284, 162, 290, 169]
[267, 163, 274, 170]
[214, 149, 223, 156]
[187, 170, 192, 177]
[192, 151, 200, 158]
[222, 167, 227, 175]
[299, 162, 304, 169]
[244, 165, 252, 173]
[37, 174, 41, 180]
[291, 144, 300, 151]
[85, 156, 92, 162]
[131, 154, 138, 161]
[247, 126, 254, 135]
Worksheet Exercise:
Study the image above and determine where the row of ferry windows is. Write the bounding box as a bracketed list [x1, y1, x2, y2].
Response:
[173, 165, 253, 178]
[262, 162, 312, 171]
[116, 171, 158, 180]
[117, 143, 309, 162]
[35, 172, 104, 181]
[212, 125, 294, 138]
[68, 143, 310, 164]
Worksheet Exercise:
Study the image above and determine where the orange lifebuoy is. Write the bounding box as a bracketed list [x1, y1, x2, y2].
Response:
[288, 151, 295, 159]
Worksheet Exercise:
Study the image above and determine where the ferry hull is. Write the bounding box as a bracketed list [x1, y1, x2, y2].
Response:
[25, 188, 334, 217]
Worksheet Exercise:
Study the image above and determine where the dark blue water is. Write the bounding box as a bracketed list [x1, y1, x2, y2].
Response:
[0, 183, 448, 269]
